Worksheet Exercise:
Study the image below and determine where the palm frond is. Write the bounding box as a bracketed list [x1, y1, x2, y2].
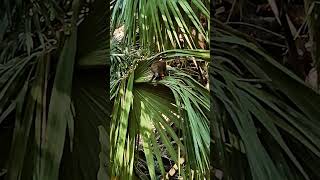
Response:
[111, 0, 209, 51]
[1, 0, 110, 180]
[211, 19, 320, 180]
[109, 46, 210, 179]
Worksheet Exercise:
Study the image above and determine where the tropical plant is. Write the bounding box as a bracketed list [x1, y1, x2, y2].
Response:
[211, 14, 320, 180]
[0, 0, 109, 180]
[111, 0, 210, 50]
[106, 0, 211, 179]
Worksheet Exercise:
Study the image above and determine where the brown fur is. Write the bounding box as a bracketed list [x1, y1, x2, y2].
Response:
[150, 61, 166, 82]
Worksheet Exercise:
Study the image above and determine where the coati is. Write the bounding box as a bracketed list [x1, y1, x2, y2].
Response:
[149, 60, 166, 82]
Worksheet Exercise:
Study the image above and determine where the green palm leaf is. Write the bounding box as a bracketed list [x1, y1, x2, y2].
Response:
[211, 19, 320, 180]
[111, 0, 209, 51]
[1, 0, 110, 180]
[109, 47, 210, 179]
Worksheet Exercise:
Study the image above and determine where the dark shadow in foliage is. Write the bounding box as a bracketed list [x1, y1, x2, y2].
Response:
[59, 67, 110, 180]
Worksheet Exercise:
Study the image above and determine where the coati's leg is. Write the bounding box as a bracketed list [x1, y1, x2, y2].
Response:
[149, 72, 159, 82]
[149, 74, 155, 82]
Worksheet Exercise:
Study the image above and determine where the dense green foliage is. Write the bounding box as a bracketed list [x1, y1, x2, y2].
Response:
[108, 0, 210, 179]
[0, 0, 109, 179]
[211, 1, 320, 178]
